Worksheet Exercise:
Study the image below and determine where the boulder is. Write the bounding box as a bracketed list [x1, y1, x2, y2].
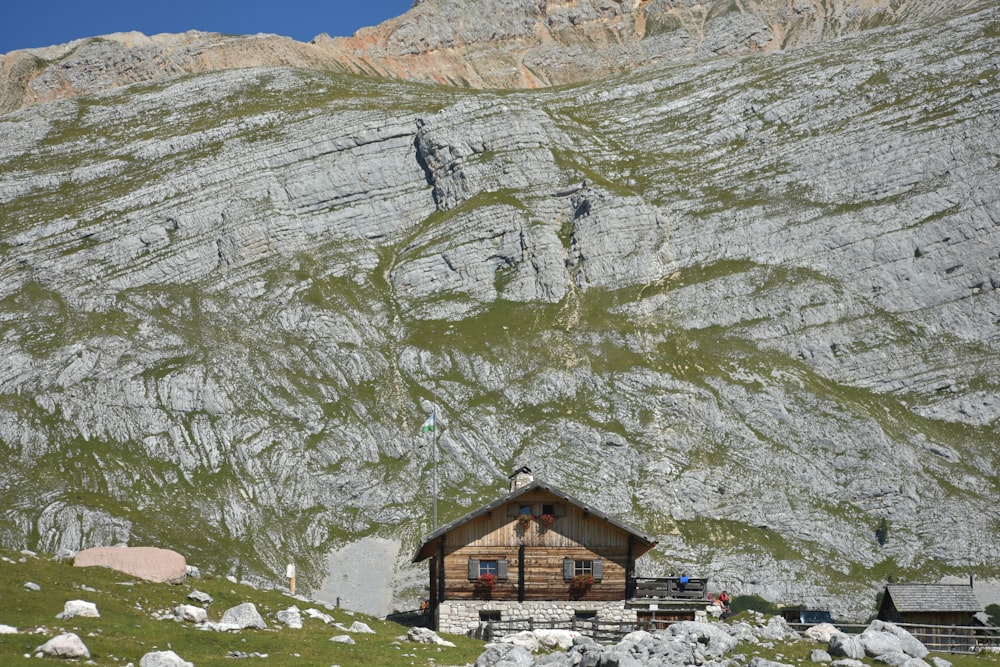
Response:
[806, 623, 842, 643]
[812, 649, 833, 662]
[667, 620, 739, 656]
[220, 602, 267, 629]
[860, 627, 904, 657]
[865, 620, 928, 659]
[58, 599, 99, 619]
[407, 626, 456, 647]
[475, 642, 535, 667]
[277, 606, 302, 629]
[330, 634, 356, 644]
[0, 625, 17, 634]
[74, 546, 186, 584]
[174, 604, 207, 623]
[500, 630, 540, 653]
[187, 590, 213, 605]
[535, 628, 581, 650]
[304, 608, 336, 624]
[35, 633, 90, 659]
[347, 620, 375, 634]
[831, 660, 867, 667]
[139, 649, 194, 667]
[829, 633, 866, 660]
[750, 658, 796, 667]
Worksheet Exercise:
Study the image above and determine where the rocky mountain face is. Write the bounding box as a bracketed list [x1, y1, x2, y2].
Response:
[0, 0, 965, 113]
[1, 0, 999, 619]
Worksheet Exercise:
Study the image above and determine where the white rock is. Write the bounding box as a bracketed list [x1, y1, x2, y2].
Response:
[175, 604, 207, 623]
[347, 620, 375, 634]
[501, 630, 540, 653]
[139, 649, 195, 667]
[0, 625, 18, 634]
[330, 635, 356, 644]
[406, 626, 456, 647]
[35, 632, 90, 658]
[277, 606, 303, 629]
[219, 602, 266, 629]
[58, 600, 100, 619]
[304, 608, 336, 624]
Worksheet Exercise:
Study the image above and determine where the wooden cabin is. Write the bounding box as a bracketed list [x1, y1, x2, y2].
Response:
[412, 467, 658, 634]
[878, 583, 983, 652]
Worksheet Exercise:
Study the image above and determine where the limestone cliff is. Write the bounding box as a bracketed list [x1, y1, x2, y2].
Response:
[0, 0, 998, 618]
[0, 0, 969, 114]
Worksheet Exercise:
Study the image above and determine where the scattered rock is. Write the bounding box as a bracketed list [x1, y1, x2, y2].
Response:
[406, 626, 456, 647]
[219, 602, 266, 629]
[57, 600, 99, 619]
[0, 625, 18, 634]
[139, 649, 194, 667]
[829, 632, 866, 660]
[187, 590, 213, 605]
[474, 642, 534, 667]
[347, 620, 375, 634]
[23, 582, 40, 591]
[277, 606, 302, 629]
[174, 604, 207, 624]
[35, 632, 90, 659]
[330, 635, 356, 644]
[304, 608, 336, 624]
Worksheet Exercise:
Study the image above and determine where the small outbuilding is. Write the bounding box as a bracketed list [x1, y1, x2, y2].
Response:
[878, 583, 983, 651]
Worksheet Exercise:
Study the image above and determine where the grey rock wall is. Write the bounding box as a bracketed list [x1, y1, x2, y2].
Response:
[0, 1, 997, 618]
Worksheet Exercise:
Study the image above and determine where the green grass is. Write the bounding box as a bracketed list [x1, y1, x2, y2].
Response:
[0, 548, 484, 667]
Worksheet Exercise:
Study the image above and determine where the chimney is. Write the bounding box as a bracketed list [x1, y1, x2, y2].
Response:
[509, 466, 533, 491]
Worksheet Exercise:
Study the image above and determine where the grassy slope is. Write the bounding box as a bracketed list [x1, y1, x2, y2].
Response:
[0, 548, 485, 667]
[3, 549, 1000, 667]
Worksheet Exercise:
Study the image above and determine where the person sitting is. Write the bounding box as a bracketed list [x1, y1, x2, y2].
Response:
[718, 590, 730, 612]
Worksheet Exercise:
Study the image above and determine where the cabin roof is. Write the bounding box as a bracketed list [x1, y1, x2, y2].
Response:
[884, 584, 983, 613]
[412, 478, 657, 563]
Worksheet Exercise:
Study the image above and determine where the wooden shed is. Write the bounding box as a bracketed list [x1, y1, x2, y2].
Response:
[878, 583, 983, 651]
[413, 467, 657, 632]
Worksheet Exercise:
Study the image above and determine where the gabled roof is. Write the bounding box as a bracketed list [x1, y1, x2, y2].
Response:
[884, 585, 983, 613]
[412, 478, 657, 562]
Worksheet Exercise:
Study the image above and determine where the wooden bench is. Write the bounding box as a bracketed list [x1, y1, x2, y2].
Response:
[634, 577, 708, 600]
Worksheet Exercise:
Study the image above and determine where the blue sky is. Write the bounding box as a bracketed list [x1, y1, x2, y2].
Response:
[1, 1, 415, 54]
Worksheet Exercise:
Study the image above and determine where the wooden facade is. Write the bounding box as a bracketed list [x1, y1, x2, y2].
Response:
[878, 584, 983, 652]
[413, 471, 657, 624]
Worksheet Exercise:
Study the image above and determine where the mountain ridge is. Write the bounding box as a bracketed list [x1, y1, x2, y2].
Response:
[0, 0, 972, 114]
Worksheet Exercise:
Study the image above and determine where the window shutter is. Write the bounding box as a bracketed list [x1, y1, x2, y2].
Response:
[498, 558, 508, 580]
[593, 558, 603, 580]
[468, 558, 479, 580]
[563, 557, 573, 580]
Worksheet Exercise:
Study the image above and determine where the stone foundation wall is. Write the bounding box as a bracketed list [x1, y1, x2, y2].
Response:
[437, 599, 637, 636]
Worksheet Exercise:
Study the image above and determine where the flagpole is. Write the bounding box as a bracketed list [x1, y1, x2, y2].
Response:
[432, 411, 438, 531]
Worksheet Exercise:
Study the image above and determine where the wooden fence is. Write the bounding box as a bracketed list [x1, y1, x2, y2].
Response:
[487, 618, 1000, 654]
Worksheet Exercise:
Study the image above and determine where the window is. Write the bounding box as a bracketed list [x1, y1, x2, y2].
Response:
[563, 557, 603, 581]
[480, 610, 502, 622]
[574, 610, 597, 621]
[542, 503, 555, 516]
[519, 504, 532, 515]
[468, 557, 509, 580]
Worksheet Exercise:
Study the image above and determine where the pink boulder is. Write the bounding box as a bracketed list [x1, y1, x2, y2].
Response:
[74, 546, 186, 584]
